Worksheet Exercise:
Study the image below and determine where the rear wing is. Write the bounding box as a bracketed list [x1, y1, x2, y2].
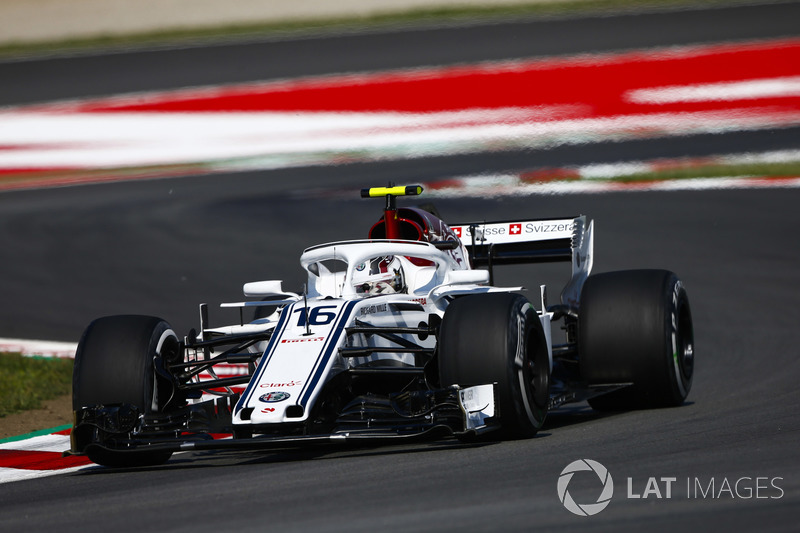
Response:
[450, 217, 577, 266]
[449, 216, 593, 309]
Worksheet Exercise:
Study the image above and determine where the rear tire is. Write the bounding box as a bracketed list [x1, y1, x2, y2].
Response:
[73, 315, 179, 467]
[438, 293, 549, 437]
[578, 270, 694, 410]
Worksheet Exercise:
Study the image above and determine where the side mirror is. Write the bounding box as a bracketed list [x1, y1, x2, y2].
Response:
[243, 280, 292, 298]
[445, 270, 490, 285]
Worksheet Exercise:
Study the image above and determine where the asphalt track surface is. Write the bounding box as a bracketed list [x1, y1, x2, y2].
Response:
[1, 3, 799, 531]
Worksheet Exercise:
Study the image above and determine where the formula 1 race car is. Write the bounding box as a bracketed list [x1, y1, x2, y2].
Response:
[69, 185, 695, 467]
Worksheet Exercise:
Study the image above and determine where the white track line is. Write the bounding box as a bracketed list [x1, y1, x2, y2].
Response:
[0, 338, 77, 358]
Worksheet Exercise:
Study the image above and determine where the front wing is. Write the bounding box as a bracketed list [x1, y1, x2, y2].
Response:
[68, 383, 498, 457]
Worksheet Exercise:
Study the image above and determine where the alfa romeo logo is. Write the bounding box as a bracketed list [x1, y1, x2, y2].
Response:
[259, 391, 291, 403]
[557, 459, 614, 516]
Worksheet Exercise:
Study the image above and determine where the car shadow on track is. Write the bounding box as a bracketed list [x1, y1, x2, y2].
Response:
[69, 438, 500, 475]
[541, 399, 696, 431]
[542, 402, 608, 431]
[69, 402, 655, 475]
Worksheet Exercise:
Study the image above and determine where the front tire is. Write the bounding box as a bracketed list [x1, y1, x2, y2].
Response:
[72, 315, 179, 467]
[438, 293, 550, 438]
[579, 270, 694, 410]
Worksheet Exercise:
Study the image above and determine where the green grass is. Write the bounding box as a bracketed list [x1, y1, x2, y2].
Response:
[0, 353, 73, 417]
[0, 0, 750, 58]
[612, 161, 800, 183]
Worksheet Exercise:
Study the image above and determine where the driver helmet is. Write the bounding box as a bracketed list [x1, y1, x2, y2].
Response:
[353, 255, 405, 295]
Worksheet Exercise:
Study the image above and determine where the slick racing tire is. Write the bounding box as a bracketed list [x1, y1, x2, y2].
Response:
[72, 315, 179, 467]
[578, 270, 694, 411]
[438, 293, 549, 438]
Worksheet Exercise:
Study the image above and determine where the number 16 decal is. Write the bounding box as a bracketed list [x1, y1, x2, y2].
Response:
[293, 305, 337, 327]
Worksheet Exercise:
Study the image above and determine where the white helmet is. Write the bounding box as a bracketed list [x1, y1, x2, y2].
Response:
[353, 256, 405, 295]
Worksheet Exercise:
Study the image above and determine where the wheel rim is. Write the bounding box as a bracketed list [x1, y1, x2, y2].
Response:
[523, 326, 549, 412]
[677, 301, 695, 382]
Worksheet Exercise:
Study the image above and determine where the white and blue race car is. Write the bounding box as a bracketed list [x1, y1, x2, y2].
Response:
[70, 185, 695, 467]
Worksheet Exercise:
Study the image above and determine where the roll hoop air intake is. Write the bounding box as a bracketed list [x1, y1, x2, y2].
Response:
[361, 185, 424, 240]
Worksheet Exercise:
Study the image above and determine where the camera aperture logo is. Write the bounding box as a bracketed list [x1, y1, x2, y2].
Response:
[557, 459, 614, 516]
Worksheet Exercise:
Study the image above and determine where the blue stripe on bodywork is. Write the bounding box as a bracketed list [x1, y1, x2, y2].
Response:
[299, 300, 357, 407]
[234, 302, 294, 414]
